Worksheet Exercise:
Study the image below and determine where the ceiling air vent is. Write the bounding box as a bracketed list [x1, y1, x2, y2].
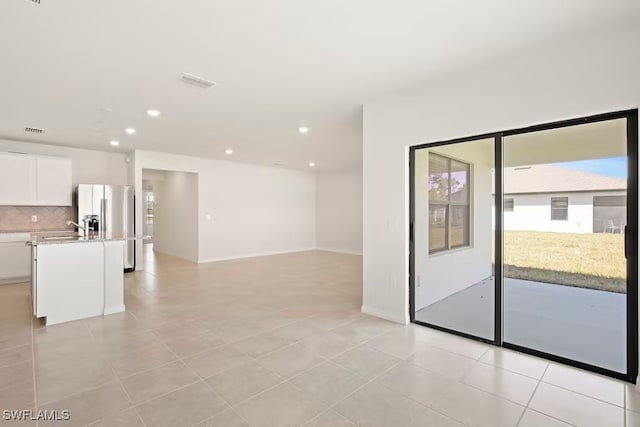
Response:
[27, 0, 41, 4]
[25, 127, 43, 134]
[180, 73, 215, 89]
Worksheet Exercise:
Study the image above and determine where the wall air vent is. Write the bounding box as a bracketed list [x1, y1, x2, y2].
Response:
[25, 127, 43, 134]
[180, 73, 216, 89]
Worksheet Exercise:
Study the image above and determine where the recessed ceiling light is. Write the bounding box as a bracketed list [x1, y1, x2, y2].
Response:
[225, 149, 233, 155]
[110, 140, 120, 146]
[146, 109, 161, 117]
[308, 161, 316, 167]
[298, 126, 309, 134]
[125, 127, 137, 135]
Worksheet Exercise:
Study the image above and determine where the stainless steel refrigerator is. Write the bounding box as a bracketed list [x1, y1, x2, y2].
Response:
[77, 184, 135, 271]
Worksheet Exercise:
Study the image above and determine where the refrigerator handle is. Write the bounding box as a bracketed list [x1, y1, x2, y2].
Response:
[101, 198, 107, 235]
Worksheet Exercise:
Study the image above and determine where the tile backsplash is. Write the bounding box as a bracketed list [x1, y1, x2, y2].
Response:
[0, 206, 76, 232]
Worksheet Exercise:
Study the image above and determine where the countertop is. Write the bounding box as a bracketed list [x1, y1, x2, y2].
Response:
[30, 232, 149, 246]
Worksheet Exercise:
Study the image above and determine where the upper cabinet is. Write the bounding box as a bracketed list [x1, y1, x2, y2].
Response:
[0, 153, 72, 206]
[0, 153, 37, 205]
[35, 156, 73, 206]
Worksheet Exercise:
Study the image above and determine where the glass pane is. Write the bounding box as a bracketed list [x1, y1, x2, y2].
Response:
[450, 160, 469, 203]
[429, 153, 449, 202]
[551, 197, 568, 208]
[413, 138, 495, 341]
[504, 198, 514, 211]
[450, 205, 470, 247]
[593, 196, 626, 233]
[503, 118, 628, 374]
[429, 205, 447, 252]
[551, 208, 568, 221]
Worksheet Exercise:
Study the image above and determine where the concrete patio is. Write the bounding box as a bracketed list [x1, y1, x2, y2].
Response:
[415, 277, 626, 372]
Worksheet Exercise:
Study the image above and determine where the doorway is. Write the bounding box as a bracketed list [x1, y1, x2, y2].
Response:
[409, 109, 639, 382]
[141, 168, 199, 263]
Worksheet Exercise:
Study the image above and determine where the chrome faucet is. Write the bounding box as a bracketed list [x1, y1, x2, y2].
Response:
[67, 220, 89, 237]
[66, 220, 85, 231]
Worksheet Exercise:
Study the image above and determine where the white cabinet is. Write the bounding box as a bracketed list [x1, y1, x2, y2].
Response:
[0, 152, 72, 206]
[36, 156, 73, 206]
[0, 233, 31, 284]
[32, 240, 126, 325]
[0, 153, 37, 205]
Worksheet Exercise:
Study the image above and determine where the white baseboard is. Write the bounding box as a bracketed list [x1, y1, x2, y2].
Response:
[198, 247, 316, 264]
[361, 304, 408, 325]
[315, 247, 363, 256]
[0, 276, 30, 285]
[104, 304, 126, 316]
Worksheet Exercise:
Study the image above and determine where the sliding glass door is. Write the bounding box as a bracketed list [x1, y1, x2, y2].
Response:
[502, 118, 633, 374]
[411, 137, 497, 342]
[410, 110, 638, 381]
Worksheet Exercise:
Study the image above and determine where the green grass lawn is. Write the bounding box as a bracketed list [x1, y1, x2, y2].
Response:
[503, 231, 626, 293]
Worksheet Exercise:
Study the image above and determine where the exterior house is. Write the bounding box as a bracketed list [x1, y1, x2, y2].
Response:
[500, 165, 626, 234]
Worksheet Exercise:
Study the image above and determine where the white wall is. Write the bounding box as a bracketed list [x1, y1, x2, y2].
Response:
[362, 25, 640, 324]
[133, 150, 316, 266]
[499, 191, 625, 234]
[315, 169, 363, 254]
[153, 171, 199, 262]
[414, 141, 494, 310]
[0, 139, 129, 187]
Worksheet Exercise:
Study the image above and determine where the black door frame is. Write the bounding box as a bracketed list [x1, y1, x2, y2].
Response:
[408, 109, 639, 383]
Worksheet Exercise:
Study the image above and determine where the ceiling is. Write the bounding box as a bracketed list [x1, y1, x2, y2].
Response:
[505, 119, 627, 167]
[0, 1, 638, 171]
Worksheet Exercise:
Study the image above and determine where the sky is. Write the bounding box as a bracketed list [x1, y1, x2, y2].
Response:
[554, 156, 627, 179]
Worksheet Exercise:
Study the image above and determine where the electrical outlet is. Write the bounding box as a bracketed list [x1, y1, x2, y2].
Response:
[31, 215, 37, 223]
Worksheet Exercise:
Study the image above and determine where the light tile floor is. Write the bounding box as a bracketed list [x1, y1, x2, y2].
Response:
[0, 247, 639, 426]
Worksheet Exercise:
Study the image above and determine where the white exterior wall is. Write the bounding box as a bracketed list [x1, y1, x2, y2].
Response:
[414, 142, 493, 310]
[362, 25, 640, 325]
[498, 191, 626, 233]
[506, 193, 592, 233]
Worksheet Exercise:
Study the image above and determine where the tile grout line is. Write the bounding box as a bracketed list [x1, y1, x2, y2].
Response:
[107, 362, 147, 427]
[356, 331, 535, 425]
[365, 339, 482, 426]
[198, 376, 258, 427]
[515, 362, 550, 426]
[146, 320, 290, 426]
[87, 315, 144, 424]
[537, 377, 627, 409]
[127, 376, 203, 410]
[316, 359, 406, 424]
[198, 326, 390, 423]
[475, 358, 547, 381]
[30, 310, 38, 427]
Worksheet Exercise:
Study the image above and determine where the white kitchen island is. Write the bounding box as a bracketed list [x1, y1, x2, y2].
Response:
[30, 233, 142, 326]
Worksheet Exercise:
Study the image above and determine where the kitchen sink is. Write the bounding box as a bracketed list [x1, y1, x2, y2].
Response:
[42, 235, 82, 241]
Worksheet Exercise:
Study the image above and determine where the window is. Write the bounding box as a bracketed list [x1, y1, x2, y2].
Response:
[504, 198, 514, 212]
[593, 195, 626, 233]
[146, 192, 155, 225]
[551, 197, 568, 221]
[428, 153, 471, 253]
